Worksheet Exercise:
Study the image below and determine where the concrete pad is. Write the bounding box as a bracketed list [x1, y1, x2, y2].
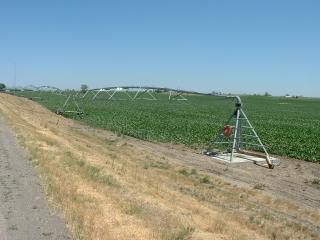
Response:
[211, 153, 277, 164]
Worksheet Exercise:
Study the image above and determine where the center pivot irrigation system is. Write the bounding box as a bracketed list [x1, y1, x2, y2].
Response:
[53, 86, 278, 169]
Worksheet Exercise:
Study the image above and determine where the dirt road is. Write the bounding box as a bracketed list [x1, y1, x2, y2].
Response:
[0, 116, 70, 240]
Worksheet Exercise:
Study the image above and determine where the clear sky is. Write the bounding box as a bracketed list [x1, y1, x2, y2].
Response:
[0, 0, 319, 96]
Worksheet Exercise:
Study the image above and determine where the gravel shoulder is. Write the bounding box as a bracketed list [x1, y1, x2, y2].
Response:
[0, 116, 70, 240]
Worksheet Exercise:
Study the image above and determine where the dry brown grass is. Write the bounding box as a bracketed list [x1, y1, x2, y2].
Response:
[0, 93, 319, 240]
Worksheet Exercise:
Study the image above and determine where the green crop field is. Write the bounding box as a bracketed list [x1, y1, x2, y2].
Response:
[14, 90, 320, 162]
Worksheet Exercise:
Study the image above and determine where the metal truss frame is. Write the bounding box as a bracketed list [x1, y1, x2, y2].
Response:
[56, 94, 84, 116]
[132, 88, 157, 100]
[168, 91, 188, 101]
[91, 88, 132, 101]
[54, 86, 276, 168]
[206, 97, 276, 168]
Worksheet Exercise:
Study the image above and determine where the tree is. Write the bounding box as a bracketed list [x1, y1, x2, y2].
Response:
[80, 84, 88, 93]
[0, 83, 6, 91]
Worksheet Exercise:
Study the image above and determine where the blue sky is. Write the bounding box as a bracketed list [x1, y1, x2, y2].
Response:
[0, 0, 319, 96]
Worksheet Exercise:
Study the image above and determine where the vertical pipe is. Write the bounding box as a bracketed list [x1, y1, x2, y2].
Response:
[236, 112, 242, 150]
[13, 62, 16, 88]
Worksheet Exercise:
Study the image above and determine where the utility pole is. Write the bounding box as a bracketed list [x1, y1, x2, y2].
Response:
[13, 62, 16, 88]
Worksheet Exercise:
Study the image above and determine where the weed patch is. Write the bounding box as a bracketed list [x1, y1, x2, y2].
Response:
[63, 152, 119, 187]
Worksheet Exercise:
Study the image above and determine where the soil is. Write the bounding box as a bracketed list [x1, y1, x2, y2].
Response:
[128, 136, 320, 210]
